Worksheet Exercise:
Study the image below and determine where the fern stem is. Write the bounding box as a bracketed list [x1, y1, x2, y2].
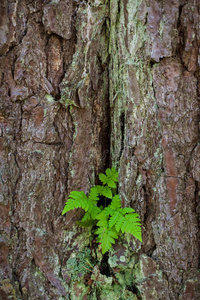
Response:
[85, 259, 93, 269]
[82, 265, 93, 272]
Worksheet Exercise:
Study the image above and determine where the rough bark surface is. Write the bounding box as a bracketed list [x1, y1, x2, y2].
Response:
[0, 0, 199, 299]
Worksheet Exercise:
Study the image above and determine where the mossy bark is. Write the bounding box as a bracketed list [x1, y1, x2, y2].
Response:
[0, 0, 200, 299]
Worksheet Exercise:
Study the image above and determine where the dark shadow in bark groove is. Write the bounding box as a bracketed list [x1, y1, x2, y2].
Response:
[119, 111, 125, 160]
[99, 252, 111, 276]
[127, 284, 142, 299]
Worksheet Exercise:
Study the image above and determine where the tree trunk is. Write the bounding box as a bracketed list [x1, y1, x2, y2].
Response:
[0, 0, 199, 299]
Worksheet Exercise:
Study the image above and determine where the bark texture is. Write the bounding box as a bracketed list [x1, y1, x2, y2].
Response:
[0, 0, 200, 299]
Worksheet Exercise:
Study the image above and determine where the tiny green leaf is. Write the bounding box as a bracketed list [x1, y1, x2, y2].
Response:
[106, 167, 118, 182]
[99, 173, 108, 185]
[106, 179, 116, 188]
[101, 186, 112, 199]
[89, 187, 99, 202]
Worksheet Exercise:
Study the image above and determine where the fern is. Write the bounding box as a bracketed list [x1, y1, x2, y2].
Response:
[62, 168, 142, 254]
[99, 167, 118, 188]
[95, 227, 119, 253]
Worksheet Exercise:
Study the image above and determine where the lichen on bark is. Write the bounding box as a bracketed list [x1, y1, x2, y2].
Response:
[0, 0, 200, 299]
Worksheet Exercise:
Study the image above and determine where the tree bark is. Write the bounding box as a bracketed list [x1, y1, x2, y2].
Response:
[0, 0, 199, 299]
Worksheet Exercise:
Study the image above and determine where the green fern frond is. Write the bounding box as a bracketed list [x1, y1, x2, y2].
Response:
[110, 195, 121, 210]
[108, 211, 121, 228]
[120, 214, 142, 242]
[99, 167, 118, 188]
[115, 216, 124, 232]
[89, 206, 102, 220]
[101, 186, 112, 199]
[99, 173, 108, 185]
[78, 209, 102, 225]
[106, 167, 118, 182]
[62, 191, 93, 215]
[95, 185, 103, 194]
[101, 235, 115, 254]
[96, 210, 107, 220]
[88, 187, 99, 203]
[96, 208, 109, 227]
[121, 219, 131, 233]
[94, 185, 112, 199]
[80, 211, 92, 222]
[104, 206, 115, 216]
[99, 173, 116, 188]
[62, 167, 142, 253]
[98, 228, 119, 254]
[94, 226, 106, 235]
[124, 213, 141, 221]
[121, 207, 136, 214]
[130, 229, 142, 242]
[96, 216, 109, 228]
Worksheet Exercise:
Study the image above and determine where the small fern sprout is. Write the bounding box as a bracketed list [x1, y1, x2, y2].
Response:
[62, 167, 142, 254]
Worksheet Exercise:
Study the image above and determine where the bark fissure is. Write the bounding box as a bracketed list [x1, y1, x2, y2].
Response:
[1, 0, 200, 299]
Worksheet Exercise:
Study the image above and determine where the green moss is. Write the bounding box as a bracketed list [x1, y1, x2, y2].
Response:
[108, 254, 119, 268]
[70, 282, 89, 300]
[159, 19, 165, 37]
[66, 248, 94, 281]
[45, 94, 55, 103]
